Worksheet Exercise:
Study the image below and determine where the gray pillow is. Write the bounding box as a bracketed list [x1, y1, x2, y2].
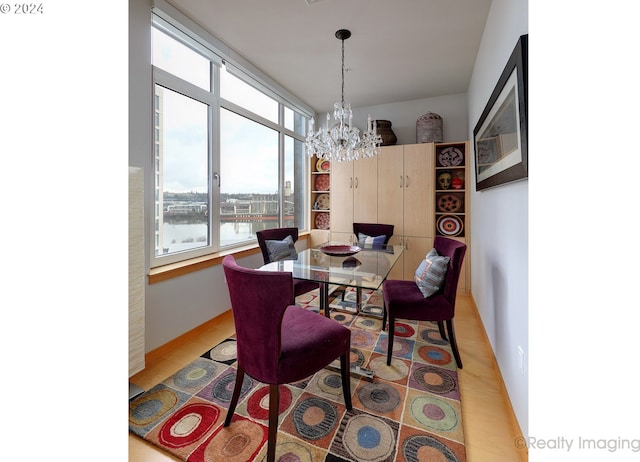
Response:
[265, 235, 298, 261]
[414, 248, 450, 297]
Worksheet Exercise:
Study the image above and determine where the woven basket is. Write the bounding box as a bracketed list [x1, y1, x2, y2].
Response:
[416, 112, 443, 143]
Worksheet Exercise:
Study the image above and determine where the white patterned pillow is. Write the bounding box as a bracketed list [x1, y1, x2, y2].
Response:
[357, 232, 386, 248]
[414, 248, 450, 297]
[265, 235, 298, 261]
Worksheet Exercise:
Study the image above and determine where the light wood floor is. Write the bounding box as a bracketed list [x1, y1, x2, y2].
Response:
[129, 294, 527, 462]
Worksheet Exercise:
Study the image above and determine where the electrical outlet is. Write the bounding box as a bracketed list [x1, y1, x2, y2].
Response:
[517, 346, 525, 375]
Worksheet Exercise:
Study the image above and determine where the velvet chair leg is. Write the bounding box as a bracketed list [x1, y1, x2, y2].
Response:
[339, 351, 352, 410]
[438, 321, 448, 341]
[446, 319, 463, 369]
[224, 367, 245, 426]
[386, 317, 395, 366]
[267, 384, 280, 462]
[382, 302, 387, 331]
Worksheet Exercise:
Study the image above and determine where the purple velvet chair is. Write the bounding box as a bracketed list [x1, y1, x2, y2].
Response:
[382, 236, 467, 368]
[345, 223, 395, 308]
[256, 227, 319, 299]
[222, 255, 352, 462]
[353, 223, 394, 246]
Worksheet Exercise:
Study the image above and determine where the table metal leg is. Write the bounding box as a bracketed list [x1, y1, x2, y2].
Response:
[319, 282, 330, 318]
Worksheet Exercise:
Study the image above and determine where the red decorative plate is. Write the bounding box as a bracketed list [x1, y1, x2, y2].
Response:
[314, 174, 330, 191]
[320, 244, 361, 256]
[316, 158, 330, 172]
[315, 212, 330, 230]
[437, 215, 463, 236]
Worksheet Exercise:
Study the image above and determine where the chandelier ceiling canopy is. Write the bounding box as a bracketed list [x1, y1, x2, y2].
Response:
[305, 29, 382, 162]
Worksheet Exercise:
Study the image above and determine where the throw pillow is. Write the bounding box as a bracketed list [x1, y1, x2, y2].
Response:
[357, 232, 386, 248]
[414, 248, 450, 297]
[265, 235, 298, 262]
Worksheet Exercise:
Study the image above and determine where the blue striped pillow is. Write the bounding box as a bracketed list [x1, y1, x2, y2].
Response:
[414, 248, 450, 297]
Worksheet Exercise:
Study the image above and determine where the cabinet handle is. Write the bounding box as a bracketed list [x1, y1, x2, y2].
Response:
[400, 175, 403, 188]
[405, 175, 409, 187]
[349, 177, 353, 189]
[405, 238, 409, 250]
[355, 177, 359, 188]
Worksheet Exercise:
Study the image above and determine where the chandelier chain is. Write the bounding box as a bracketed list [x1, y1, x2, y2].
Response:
[305, 29, 382, 162]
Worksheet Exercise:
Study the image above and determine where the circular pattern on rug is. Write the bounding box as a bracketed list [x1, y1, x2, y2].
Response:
[420, 328, 449, 346]
[196, 418, 265, 461]
[212, 372, 252, 403]
[349, 348, 365, 368]
[276, 441, 314, 462]
[316, 370, 345, 396]
[393, 322, 415, 338]
[383, 336, 412, 357]
[351, 329, 376, 349]
[353, 316, 381, 332]
[292, 397, 338, 440]
[413, 365, 456, 394]
[344, 292, 369, 303]
[418, 345, 452, 366]
[296, 293, 315, 305]
[368, 356, 409, 381]
[357, 382, 401, 413]
[409, 395, 458, 432]
[342, 414, 395, 461]
[402, 434, 459, 462]
[362, 304, 385, 316]
[172, 359, 219, 390]
[332, 312, 354, 324]
[129, 388, 179, 427]
[207, 340, 237, 363]
[157, 402, 220, 448]
[246, 385, 293, 421]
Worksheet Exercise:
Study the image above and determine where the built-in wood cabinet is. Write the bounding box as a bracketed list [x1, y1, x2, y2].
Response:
[330, 155, 378, 240]
[377, 143, 435, 280]
[311, 141, 470, 293]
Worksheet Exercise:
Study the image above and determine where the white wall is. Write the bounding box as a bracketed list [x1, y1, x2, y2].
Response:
[467, 0, 529, 438]
[350, 93, 469, 145]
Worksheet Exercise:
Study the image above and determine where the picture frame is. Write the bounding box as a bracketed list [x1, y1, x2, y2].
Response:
[474, 34, 528, 191]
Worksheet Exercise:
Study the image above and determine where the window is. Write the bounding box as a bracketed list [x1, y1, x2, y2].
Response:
[151, 15, 312, 267]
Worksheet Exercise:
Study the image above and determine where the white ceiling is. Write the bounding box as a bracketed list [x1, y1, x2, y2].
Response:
[167, 0, 492, 113]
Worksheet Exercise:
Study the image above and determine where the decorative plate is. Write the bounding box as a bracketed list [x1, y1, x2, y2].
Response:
[437, 215, 463, 236]
[320, 244, 361, 257]
[438, 147, 464, 167]
[314, 174, 330, 191]
[315, 212, 330, 230]
[436, 193, 463, 213]
[316, 158, 330, 172]
[315, 193, 330, 210]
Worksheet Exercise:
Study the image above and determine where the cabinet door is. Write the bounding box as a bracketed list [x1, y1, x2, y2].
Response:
[403, 144, 434, 238]
[402, 236, 433, 281]
[330, 161, 353, 234]
[377, 146, 404, 236]
[353, 156, 378, 224]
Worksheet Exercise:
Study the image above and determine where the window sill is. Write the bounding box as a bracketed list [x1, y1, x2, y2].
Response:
[148, 232, 310, 284]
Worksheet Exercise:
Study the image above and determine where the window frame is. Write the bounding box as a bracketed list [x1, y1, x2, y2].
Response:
[150, 12, 312, 269]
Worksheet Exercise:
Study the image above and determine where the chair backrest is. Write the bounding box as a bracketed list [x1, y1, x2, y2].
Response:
[353, 223, 394, 244]
[222, 255, 294, 383]
[433, 236, 467, 306]
[256, 227, 299, 264]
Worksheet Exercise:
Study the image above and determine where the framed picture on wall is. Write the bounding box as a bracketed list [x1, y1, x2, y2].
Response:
[474, 34, 528, 191]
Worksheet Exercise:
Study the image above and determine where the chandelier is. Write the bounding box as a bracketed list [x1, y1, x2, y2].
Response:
[305, 29, 382, 162]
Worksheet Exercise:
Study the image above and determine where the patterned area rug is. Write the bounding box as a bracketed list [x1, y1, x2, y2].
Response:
[129, 288, 466, 461]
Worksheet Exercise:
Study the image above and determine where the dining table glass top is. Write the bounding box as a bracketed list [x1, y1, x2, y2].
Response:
[260, 242, 404, 291]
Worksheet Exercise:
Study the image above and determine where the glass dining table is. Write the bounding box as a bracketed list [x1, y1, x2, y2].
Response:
[260, 242, 403, 380]
[259, 242, 404, 318]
